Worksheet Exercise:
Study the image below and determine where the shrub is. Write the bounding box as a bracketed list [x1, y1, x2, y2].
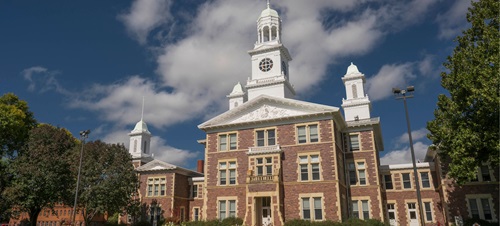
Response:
[463, 218, 499, 226]
[221, 217, 243, 226]
[284, 219, 312, 226]
[132, 220, 152, 226]
[364, 219, 387, 226]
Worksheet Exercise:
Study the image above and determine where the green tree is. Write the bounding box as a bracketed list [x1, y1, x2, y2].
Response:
[427, 0, 499, 183]
[3, 124, 76, 226]
[74, 141, 138, 226]
[0, 93, 37, 220]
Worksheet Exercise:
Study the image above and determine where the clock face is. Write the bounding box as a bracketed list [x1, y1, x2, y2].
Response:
[259, 58, 273, 72]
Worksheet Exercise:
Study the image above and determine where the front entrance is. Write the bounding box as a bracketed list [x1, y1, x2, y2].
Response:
[407, 203, 419, 226]
[256, 197, 272, 226]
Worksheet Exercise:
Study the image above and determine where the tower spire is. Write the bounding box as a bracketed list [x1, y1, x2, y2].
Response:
[267, 0, 270, 8]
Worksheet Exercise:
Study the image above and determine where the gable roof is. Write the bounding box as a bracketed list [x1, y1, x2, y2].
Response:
[198, 95, 344, 130]
[136, 159, 203, 177]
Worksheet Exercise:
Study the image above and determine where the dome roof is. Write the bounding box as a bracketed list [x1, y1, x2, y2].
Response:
[131, 119, 150, 134]
[230, 82, 244, 95]
[260, 4, 279, 18]
[346, 62, 360, 75]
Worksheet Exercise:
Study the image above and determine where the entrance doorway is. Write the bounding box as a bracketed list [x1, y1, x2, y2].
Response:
[387, 204, 397, 226]
[407, 203, 419, 226]
[256, 197, 272, 226]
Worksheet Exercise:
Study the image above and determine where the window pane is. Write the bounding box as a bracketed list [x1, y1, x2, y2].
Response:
[309, 125, 318, 142]
[220, 162, 227, 169]
[257, 131, 265, 146]
[257, 158, 263, 164]
[219, 135, 227, 150]
[229, 169, 236, 184]
[298, 126, 306, 143]
[229, 200, 236, 217]
[312, 164, 320, 180]
[229, 162, 236, 168]
[310, 155, 319, 163]
[300, 164, 308, 181]
[481, 165, 491, 181]
[257, 166, 263, 175]
[266, 165, 273, 175]
[229, 134, 237, 150]
[357, 162, 365, 169]
[219, 201, 226, 219]
[384, 175, 393, 189]
[362, 201, 369, 219]
[421, 172, 430, 188]
[314, 198, 322, 220]
[403, 173, 411, 189]
[350, 135, 359, 151]
[469, 199, 479, 219]
[358, 170, 366, 185]
[424, 202, 432, 221]
[299, 156, 308, 163]
[302, 198, 310, 220]
[481, 199, 492, 220]
[220, 171, 226, 185]
[352, 201, 359, 218]
[268, 129, 276, 145]
[160, 184, 165, 196]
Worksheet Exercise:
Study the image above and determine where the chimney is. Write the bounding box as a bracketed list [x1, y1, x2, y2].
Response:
[197, 160, 204, 174]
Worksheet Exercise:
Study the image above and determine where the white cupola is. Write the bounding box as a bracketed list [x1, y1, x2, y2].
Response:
[227, 82, 247, 110]
[128, 100, 152, 160]
[245, 1, 295, 101]
[341, 62, 372, 121]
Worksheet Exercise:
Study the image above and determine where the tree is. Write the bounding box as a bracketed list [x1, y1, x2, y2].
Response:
[427, 0, 499, 183]
[74, 141, 138, 226]
[3, 124, 76, 226]
[0, 93, 37, 220]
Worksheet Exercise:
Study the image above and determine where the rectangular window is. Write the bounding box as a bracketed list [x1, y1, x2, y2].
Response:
[147, 177, 166, 197]
[350, 134, 360, 151]
[402, 173, 411, 189]
[387, 204, 396, 221]
[256, 157, 273, 176]
[301, 197, 323, 221]
[480, 165, 491, 181]
[348, 163, 357, 185]
[421, 172, 430, 188]
[468, 197, 493, 220]
[297, 124, 319, 144]
[193, 208, 199, 221]
[357, 162, 366, 185]
[219, 200, 236, 220]
[384, 174, 393, 189]
[219, 161, 237, 185]
[180, 207, 185, 222]
[191, 185, 198, 198]
[256, 129, 276, 146]
[352, 200, 369, 220]
[424, 202, 433, 222]
[299, 154, 321, 181]
[219, 134, 237, 151]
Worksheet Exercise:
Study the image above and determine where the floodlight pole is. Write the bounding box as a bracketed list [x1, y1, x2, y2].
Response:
[71, 130, 90, 226]
[393, 87, 425, 226]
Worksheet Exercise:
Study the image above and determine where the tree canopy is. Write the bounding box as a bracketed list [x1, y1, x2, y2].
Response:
[427, 0, 499, 183]
[74, 141, 138, 225]
[3, 124, 76, 226]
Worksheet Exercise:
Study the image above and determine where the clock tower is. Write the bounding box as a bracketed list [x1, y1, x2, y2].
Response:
[245, 2, 295, 100]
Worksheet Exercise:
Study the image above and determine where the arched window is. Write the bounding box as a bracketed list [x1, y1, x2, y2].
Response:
[143, 141, 147, 154]
[352, 84, 358, 98]
[271, 26, 277, 40]
[263, 26, 270, 42]
[134, 140, 138, 152]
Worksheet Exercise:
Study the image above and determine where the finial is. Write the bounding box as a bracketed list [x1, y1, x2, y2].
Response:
[141, 96, 145, 121]
[351, 62, 354, 65]
[267, 0, 270, 8]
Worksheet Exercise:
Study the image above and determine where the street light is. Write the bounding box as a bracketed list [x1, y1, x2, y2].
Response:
[392, 86, 425, 226]
[71, 129, 90, 226]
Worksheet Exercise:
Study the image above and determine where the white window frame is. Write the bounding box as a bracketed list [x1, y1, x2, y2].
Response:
[256, 128, 276, 147]
[297, 124, 319, 144]
[147, 177, 166, 197]
[423, 201, 434, 223]
[218, 199, 237, 220]
[300, 196, 324, 221]
[219, 133, 237, 151]
[348, 161, 367, 186]
[466, 194, 497, 221]
[402, 173, 412, 189]
[256, 157, 273, 176]
[193, 207, 200, 221]
[420, 172, 431, 188]
[352, 200, 370, 220]
[298, 154, 321, 181]
[349, 134, 360, 151]
[191, 184, 198, 198]
[219, 161, 237, 186]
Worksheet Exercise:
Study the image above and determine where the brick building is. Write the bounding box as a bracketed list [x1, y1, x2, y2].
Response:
[9, 3, 498, 226]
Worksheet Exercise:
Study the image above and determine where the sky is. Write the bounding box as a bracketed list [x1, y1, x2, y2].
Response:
[0, 0, 473, 170]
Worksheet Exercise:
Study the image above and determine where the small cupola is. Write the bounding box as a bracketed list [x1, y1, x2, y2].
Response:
[256, 1, 281, 44]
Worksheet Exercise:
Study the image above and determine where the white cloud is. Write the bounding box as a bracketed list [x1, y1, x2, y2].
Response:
[118, 0, 173, 44]
[436, 0, 472, 39]
[366, 63, 415, 101]
[21, 66, 70, 94]
[396, 128, 429, 144]
[380, 141, 429, 165]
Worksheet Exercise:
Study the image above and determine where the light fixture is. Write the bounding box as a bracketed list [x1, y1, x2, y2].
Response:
[72, 129, 90, 226]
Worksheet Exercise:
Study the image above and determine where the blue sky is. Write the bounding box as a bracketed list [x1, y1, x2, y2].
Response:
[0, 0, 472, 170]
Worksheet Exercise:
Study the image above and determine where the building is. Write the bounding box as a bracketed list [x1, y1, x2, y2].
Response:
[125, 3, 498, 226]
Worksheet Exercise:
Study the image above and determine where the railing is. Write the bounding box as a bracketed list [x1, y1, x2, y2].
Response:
[248, 145, 280, 153]
[248, 174, 279, 183]
[247, 75, 287, 86]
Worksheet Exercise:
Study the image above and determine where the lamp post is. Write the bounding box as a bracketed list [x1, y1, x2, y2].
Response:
[392, 86, 425, 226]
[71, 129, 90, 226]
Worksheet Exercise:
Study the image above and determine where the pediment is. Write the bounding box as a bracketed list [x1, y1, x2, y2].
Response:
[137, 159, 177, 172]
[199, 95, 339, 129]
